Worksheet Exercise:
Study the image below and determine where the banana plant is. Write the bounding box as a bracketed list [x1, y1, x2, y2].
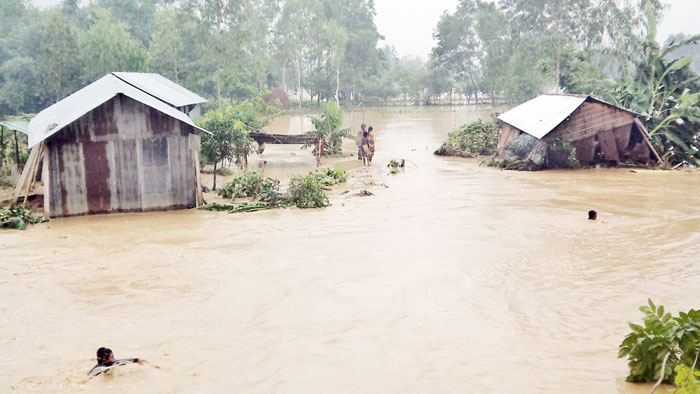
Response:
[305, 101, 352, 156]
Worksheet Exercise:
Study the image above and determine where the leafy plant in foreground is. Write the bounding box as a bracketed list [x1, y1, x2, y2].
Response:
[1, 205, 46, 230]
[618, 299, 700, 383]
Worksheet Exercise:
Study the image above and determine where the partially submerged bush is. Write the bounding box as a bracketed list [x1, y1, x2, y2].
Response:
[309, 168, 347, 186]
[1, 205, 45, 230]
[218, 170, 283, 202]
[201, 201, 279, 213]
[287, 174, 329, 208]
[435, 119, 500, 158]
[618, 299, 700, 383]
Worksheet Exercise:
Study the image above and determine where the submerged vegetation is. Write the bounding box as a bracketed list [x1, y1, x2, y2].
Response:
[217, 170, 283, 203]
[618, 299, 700, 384]
[308, 167, 348, 186]
[1, 205, 45, 230]
[434, 119, 500, 158]
[208, 168, 347, 212]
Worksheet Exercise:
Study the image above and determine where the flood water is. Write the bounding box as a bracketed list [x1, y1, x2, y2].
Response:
[1, 107, 699, 393]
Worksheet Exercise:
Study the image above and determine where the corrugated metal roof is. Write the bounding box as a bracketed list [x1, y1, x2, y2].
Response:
[498, 94, 587, 139]
[0, 121, 29, 134]
[28, 74, 210, 148]
[111, 72, 207, 108]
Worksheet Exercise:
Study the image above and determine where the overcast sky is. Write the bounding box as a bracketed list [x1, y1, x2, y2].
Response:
[374, 0, 700, 59]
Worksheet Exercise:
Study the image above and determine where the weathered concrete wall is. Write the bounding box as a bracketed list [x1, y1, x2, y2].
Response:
[46, 94, 200, 217]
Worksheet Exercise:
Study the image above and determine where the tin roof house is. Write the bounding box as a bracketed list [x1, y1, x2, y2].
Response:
[496, 94, 659, 168]
[16, 72, 209, 218]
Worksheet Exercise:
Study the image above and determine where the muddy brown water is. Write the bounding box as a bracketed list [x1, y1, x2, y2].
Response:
[1, 108, 698, 393]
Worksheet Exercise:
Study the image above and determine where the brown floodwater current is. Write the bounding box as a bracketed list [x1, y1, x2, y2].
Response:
[1, 108, 698, 393]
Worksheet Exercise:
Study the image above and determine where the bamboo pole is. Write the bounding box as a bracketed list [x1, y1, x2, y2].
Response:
[634, 118, 665, 167]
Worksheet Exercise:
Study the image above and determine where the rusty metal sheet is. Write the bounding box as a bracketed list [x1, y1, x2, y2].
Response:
[141, 137, 171, 211]
[114, 139, 141, 211]
[82, 141, 112, 214]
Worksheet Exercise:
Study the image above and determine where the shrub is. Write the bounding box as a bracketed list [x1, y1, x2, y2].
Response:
[1, 205, 46, 230]
[434, 119, 500, 158]
[218, 170, 283, 202]
[287, 174, 329, 208]
[618, 299, 700, 383]
[309, 168, 347, 186]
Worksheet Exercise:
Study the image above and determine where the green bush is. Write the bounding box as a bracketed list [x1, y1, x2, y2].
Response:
[309, 168, 347, 186]
[434, 119, 500, 157]
[1, 205, 46, 230]
[287, 174, 329, 208]
[618, 299, 700, 383]
[218, 170, 283, 202]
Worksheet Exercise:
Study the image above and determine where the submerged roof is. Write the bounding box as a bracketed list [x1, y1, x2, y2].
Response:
[28, 74, 209, 148]
[111, 72, 207, 108]
[0, 121, 29, 134]
[498, 94, 639, 140]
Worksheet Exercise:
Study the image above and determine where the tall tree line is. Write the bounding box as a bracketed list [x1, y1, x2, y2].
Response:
[0, 0, 400, 117]
[429, 0, 679, 103]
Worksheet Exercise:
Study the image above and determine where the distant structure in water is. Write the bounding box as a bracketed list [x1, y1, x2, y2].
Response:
[496, 94, 659, 168]
[16, 72, 210, 218]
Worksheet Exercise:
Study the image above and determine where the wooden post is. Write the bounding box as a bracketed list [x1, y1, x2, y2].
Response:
[634, 118, 665, 167]
[253, 161, 267, 200]
[43, 144, 51, 218]
[13, 130, 20, 166]
[13, 143, 41, 203]
[190, 134, 203, 206]
[316, 137, 322, 167]
[23, 142, 44, 205]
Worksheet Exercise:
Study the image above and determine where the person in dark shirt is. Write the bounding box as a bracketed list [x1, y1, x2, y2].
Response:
[87, 347, 145, 376]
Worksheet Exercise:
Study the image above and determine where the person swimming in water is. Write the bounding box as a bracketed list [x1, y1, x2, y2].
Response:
[588, 210, 597, 220]
[87, 347, 145, 376]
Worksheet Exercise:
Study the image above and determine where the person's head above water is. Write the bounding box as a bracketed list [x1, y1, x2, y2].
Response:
[588, 210, 597, 220]
[96, 347, 114, 364]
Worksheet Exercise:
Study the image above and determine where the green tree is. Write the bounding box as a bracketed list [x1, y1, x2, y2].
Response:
[149, 5, 183, 83]
[93, 0, 159, 45]
[431, 0, 480, 102]
[80, 8, 150, 82]
[38, 10, 83, 103]
[604, 1, 700, 166]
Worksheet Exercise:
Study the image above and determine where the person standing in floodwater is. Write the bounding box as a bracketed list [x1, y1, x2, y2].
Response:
[360, 131, 370, 166]
[357, 123, 367, 161]
[366, 126, 376, 164]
